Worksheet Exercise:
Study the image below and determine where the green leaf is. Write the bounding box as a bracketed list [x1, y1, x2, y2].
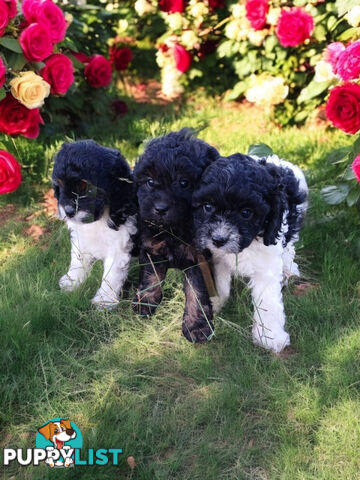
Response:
[344, 164, 356, 180]
[224, 81, 247, 102]
[0, 37, 23, 54]
[248, 144, 273, 157]
[352, 135, 360, 156]
[297, 80, 333, 104]
[0, 88, 5, 101]
[6, 52, 27, 71]
[346, 187, 360, 207]
[326, 146, 351, 164]
[321, 184, 350, 205]
[338, 27, 360, 41]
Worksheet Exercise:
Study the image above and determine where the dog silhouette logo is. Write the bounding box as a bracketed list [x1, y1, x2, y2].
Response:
[36, 418, 83, 468]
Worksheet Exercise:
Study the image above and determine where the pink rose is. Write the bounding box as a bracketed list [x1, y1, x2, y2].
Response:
[159, 0, 185, 13]
[174, 44, 192, 73]
[0, 0, 10, 37]
[22, 0, 42, 23]
[84, 55, 112, 88]
[0, 150, 22, 194]
[5, 0, 17, 17]
[0, 57, 5, 88]
[245, 0, 269, 31]
[337, 41, 360, 81]
[41, 54, 74, 95]
[323, 42, 345, 74]
[35, 0, 67, 43]
[276, 7, 314, 47]
[19, 23, 53, 62]
[352, 155, 360, 182]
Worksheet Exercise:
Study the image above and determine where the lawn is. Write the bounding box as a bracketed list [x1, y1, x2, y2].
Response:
[0, 97, 359, 480]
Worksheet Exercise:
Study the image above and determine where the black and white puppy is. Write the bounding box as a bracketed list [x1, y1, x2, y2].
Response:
[193, 153, 308, 353]
[52, 140, 137, 309]
[132, 128, 220, 343]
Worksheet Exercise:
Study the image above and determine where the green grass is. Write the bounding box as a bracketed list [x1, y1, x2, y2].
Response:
[0, 97, 359, 479]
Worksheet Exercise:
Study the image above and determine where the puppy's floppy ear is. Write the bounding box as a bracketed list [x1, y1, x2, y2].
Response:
[38, 422, 52, 440]
[60, 419, 72, 430]
[108, 152, 137, 229]
[262, 164, 287, 247]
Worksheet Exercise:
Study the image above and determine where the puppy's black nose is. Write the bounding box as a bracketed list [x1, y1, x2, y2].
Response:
[64, 205, 75, 217]
[212, 235, 229, 248]
[154, 203, 169, 216]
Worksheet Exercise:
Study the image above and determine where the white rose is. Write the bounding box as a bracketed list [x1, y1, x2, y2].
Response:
[181, 30, 199, 49]
[189, 1, 209, 18]
[166, 13, 183, 30]
[346, 5, 360, 27]
[314, 60, 336, 82]
[134, 0, 155, 16]
[245, 75, 288, 106]
[267, 7, 281, 26]
[231, 3, 245, 19]
[161, 64, 183, 98]
[248, 30, 267, 47]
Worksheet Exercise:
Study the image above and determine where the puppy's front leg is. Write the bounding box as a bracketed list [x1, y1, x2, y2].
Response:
[92, 253, 131, 310]
[59, 237, 94, 291]
[211, 257, 232, 313]
[250, 256, 290, 353]
[132, 249, 168, 316]
[182, 265, 214, 343]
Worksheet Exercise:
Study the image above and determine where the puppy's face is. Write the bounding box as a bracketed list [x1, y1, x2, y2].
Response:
[52, 140, 134, 225]
[193, 156, 281, 254]
[52, 176, 107, 223]
[134, 130, 219, 228]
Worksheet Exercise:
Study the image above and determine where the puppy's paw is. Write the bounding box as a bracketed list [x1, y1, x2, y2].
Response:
[210, 295, 226, 313]
[252, 324, 290, 353]
[131, 290, 162, 317]
[59, 274, 80, 292]
[182, 315, 215, 343]
[91, 292, 119, 311]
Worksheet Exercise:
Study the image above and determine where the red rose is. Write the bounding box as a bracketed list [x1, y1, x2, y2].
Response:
[276, 7, 314, 47]
[41, 54, 74, 95]
[0, 150, 21, 194]
[109, 46, 133, 71]
[111, 99, 128, 116]
[19, 23, 53, 62]
[70, 51, 92, 63]
[245, 0, 269, 31]
[208, 0, 224, 10]
[337, 41, 360, 81]
[352, 155, 360, 182]
[0, 57, 5, 88]
[323, 42, 345, 74]
[198, 39, 218, 59]
[0, 94, 44, 139]
[0, 0, 10, 37]
[159, 0, 185, 13]
[84, 55, 112, 88]
[174, 44, 191, 73]
[22, 0, 42, 23]
[326, 83, 360, 134]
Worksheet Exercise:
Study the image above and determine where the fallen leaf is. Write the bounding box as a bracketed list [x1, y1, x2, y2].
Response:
[294, 282, 319, 296]
[25, 224, 46, 241]
[275, 346, 297, 359]
[127, 456, 136, 470]
[41, 189, 58, 217]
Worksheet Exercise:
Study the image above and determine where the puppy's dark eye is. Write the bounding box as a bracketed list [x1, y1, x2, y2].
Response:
[54, 428, 59, 433]
[179, 179, 189, 189]
[78, 180, 88, 195]
[147, 177, 155, 187]
[203, 203, 214, 213]
[240, 208, 253, 219]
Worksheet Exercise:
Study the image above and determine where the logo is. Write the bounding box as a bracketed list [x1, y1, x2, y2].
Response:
[3, 418, 122, 468]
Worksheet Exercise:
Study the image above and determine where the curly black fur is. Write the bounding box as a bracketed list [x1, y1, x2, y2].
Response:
[132, 129, 220, 343]
[52, 139, 137, 228]
[193, 153, 307, 253]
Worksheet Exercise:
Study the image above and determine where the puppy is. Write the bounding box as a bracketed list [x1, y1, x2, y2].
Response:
[193, 153, 308, 353]
[38, 419, 76, 467]
[132, 128, 220, 342]
[52, 140, 137, 309]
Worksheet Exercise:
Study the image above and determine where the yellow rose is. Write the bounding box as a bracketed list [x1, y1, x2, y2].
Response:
[10, 71, 50, 110]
